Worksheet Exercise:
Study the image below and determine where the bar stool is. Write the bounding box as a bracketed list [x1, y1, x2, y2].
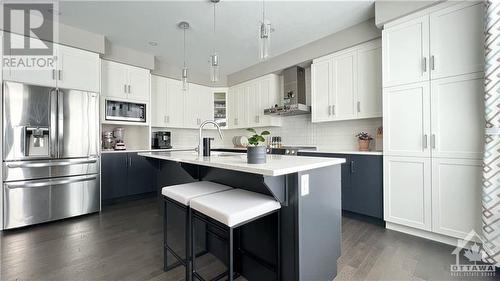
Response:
[161, 181, 232, 278]
[189, 188, 282, 281]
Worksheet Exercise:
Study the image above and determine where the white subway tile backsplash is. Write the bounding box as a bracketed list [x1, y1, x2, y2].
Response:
[163, 116, 382, 152]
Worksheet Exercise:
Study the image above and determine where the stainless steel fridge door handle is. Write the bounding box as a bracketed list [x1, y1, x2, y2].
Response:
[57, 89, 64, 158]
[6, 157, 98, 168]
[5, 174, 98, 189]
[50, 89, 58, 158]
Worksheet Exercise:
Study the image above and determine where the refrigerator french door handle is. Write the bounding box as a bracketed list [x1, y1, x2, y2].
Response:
[58, 89, 64, 158]
[50, 89, 58, 158]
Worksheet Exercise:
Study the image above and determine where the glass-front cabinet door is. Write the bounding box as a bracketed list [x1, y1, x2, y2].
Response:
[213, 92, 227, 128]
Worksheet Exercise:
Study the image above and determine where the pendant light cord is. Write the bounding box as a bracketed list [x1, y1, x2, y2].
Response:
[213, 2, 216, 53]
[183, 27, 186, 67]
[262, 0, 265, 21]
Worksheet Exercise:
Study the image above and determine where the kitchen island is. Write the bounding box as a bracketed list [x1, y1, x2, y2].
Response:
[139, 151, 345, 281]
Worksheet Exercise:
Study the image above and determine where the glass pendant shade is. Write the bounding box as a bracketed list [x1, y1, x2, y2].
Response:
[210, 53, 220, 82]
[181, 67, 188, 91]
[259, 20, 271, 61]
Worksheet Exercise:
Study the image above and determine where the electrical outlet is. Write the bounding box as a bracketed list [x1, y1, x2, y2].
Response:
[301, 174, 309, 196]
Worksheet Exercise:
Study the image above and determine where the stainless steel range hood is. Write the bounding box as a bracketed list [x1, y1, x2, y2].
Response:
[264, 66, 311, 116]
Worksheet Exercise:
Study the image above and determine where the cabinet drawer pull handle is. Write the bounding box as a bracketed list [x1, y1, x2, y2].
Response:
[166, 116, 170, 123]
[328, 105, 332, 116]
[128, 85, 131, 93]
[422, 57, 427, 72]
[423, 134, 428, 149]
[350, 161, 355, 174]
[124, 84, 127, 93]
[332, 105, 335, 116]
[431, 134, 436, 149]
[430, 55, 435, 71]
[357, 101, 361, 113]
[58, 70, 62, 80]
[52, 69, 56, 80]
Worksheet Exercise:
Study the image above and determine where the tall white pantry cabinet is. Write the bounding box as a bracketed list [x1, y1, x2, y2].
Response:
[382, 1, 485, 242]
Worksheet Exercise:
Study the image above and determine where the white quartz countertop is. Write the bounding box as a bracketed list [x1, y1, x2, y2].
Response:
[101, 147, 195, 154]
[138, 151, 346, 176]
[211, 147, 383, 156]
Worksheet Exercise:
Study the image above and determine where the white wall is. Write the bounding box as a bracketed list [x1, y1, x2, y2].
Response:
[227, 18, 381, 86]
[375, 0, 441, 27]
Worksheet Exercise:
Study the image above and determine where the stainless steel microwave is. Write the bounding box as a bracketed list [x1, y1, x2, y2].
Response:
[105, 99, 146, 122]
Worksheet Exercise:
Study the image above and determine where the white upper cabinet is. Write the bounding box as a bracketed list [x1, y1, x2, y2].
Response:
[357, 40, 382, 119]
[383, 1, 484, 87]
[382, 16, 429, 87]
[311, 39, 382, 123]
[384, 156, 432, 231]
[430, 2, 485, 80]
[102, 60, 150, 102]
[128, 66, 151, 102]
[2, 33, 57, 87]
[311, 59, 332, 122]
[383, 82, 431, 158]
[183, 83, 214, 128]
[332, 51, 357, 120]
[102, 60, 129, 100]
[151, 75, 168, 127]
[165, 79, 184, 128]
[430, 73, 485, 159]
[431, 158, 482, 239]
[228, 74, 281, 129]
[2, 33, 100, 91]
[57, 45, 100, 92]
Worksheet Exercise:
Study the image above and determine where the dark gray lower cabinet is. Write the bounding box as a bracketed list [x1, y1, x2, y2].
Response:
[101, 152, 158, 202]
[298, 152, 383, 219]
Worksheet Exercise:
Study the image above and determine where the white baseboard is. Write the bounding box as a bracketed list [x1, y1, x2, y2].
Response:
[386, 222, 461, 246]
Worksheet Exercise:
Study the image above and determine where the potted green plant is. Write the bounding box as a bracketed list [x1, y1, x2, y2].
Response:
[246, 128, 270, 164]
[355, 132, 373, 151]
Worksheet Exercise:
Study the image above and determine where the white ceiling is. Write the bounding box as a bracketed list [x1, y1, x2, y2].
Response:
[58, 1, 375, 77]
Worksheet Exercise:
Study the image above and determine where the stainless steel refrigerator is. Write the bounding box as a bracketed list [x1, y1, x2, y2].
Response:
[2, 81, 100, 229]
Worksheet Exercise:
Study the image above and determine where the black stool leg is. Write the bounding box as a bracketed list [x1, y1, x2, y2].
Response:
[163, 200, 168, 271]
[186, 207, 192, 281]
[277, 211, 281, 281]
[191, 210, 196, 280]
[228, 227, 234, 281]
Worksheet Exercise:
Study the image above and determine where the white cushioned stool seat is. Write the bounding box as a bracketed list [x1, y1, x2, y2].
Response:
[190, 189, 281, 227]
[162, 181, 232, 206]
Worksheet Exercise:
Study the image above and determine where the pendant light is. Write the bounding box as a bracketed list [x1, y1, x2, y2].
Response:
[178, 21, 190, 91]
[210, 0, 220, 82]
[259, 0, 272, 61]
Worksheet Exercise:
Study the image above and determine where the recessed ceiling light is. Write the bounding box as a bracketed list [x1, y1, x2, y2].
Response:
[148, 41, 158, 47]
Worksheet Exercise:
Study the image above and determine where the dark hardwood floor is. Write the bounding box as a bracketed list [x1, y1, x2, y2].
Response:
[0, 198, 496, 281]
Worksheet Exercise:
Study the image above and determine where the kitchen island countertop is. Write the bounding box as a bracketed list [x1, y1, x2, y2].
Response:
[139, 150, 345, 176]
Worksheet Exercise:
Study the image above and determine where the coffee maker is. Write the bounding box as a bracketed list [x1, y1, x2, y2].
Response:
[152, 131, 172, 149]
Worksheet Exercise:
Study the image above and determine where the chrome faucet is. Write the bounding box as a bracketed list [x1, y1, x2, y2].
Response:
[198, 120, 223, 156]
